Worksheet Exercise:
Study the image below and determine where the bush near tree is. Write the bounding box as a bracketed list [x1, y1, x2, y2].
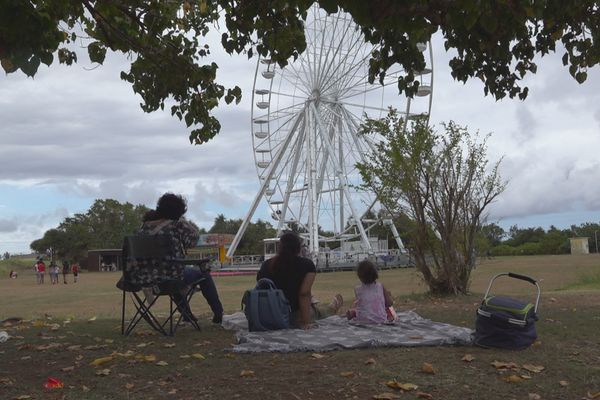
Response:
[358, 113, 505, 295]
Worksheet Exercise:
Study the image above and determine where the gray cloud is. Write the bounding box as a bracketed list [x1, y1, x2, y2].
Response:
[0, 218, 18, 233]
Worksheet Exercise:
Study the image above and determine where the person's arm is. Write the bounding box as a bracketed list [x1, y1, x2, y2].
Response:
[178, 219, 200, 250]
[298, 272, 316, 329]
[383, 284, 394, 308]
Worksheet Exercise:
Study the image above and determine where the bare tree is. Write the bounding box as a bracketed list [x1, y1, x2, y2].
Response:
[358, 112, 506, 295]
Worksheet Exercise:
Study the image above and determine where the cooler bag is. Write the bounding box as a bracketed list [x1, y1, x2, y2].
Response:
[474, 272, 540, 350]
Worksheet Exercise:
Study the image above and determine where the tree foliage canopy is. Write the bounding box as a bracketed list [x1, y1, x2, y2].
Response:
[358, 113, 505, 295]
[208, 214, 276, 255]
[30, 199, 149, 261]
[2, 1, 598, 143]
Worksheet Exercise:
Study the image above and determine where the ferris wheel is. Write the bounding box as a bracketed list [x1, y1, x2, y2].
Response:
[227, 4, 433, 258]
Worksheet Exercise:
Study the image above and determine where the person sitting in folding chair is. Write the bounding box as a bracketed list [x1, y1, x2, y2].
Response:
[138, 194, 200, 320]
[142, 205, 224, 324]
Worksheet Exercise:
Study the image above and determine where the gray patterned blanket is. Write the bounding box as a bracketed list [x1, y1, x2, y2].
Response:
[222, 310, 473, 353]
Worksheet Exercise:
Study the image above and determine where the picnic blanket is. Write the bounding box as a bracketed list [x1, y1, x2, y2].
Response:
[222, 310, 473, 353]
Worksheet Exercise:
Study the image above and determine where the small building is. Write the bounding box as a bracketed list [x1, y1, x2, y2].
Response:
[86, 249, 123, 272]
[188, 234, 235, 263]
[570, 237, 589, 255]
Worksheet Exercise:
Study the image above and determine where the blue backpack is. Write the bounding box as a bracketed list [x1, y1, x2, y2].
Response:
[242, 278, 291, 331]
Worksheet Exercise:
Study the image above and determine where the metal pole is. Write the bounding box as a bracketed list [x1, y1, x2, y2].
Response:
[595, 230, 598, 254]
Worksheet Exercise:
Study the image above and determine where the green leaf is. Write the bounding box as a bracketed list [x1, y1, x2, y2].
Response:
[575, 71, 587, 84]
[88, 42, 107, 64]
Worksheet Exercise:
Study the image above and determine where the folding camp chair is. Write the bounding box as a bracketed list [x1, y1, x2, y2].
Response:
[117, 234, 210, 336]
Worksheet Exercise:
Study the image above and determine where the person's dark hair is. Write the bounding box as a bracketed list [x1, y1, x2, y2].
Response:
[357, 260, 378, 284]
[156, 193, 187, 220]
[142, 209, 160, 222]
[269, 232, 302, 272]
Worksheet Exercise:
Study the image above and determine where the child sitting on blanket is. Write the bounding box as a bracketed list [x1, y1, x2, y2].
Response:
[346, 260, 395, 324]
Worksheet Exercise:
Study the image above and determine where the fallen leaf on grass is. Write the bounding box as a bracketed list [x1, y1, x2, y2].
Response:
[365, 358, 376, 365]
[191, 353, 205, 360]
[491, 360, 519, 370]
[143, 355, 157, 362]
[163, 343, 176, 348]
[13, 395, 31, 400]
[61, 366, 75, 372]
[311, 353, 325, 359]
[0, 378, 15, 386]
[503, 375, 524, 383]
[587, 391, 600, 399]
[528, 393, 542, 400]
[82, 385, 90, 392]
[240, 370, 255, 377]
[386, 381, 418, 391]
[372, 393, 401, 399]
[83, 344, 107, 350]
[520, 374, 532, 380]
[559, 380, 569, 387]
[416, 392, 434, 399]
[136, 342, 153, 348]
[90, 356, 114, 366]
[421, 362, 435, 374]
[167, 389, 177, 395]
[155, 361, 169, 366]
[339, 371, 355, 377]
[179, 355, 191, 359]
[87, 316, 97, 322]
[104, 339, 114, 344]
[125, 383, 135, 390]
[36, 343, 62, 351]
[67, 345, 81, 351]
[522, 364, 545, 373]
[461, 354, 475, 362]
[95, 368, 111, 376]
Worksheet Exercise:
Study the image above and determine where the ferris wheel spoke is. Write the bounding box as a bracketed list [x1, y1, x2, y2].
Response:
[320, 48, 372, 97]
[314, 31, 366, 93]
[278, 69, 312, 96]
[268, 90, 310, 101]
[338, 69, 405, 100]
[314, 12, 343, 89]
[337, 106, 377, 160]
[324, 99, 392, 114]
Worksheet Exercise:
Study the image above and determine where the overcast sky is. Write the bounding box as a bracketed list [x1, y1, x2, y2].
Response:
[1, 26, 600, 254]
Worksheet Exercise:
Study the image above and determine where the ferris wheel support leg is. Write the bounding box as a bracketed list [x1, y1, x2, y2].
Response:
[385, 219, 406, 253]
[309, 103, 373, 254]
[227, 113, 305, 258]
[277, 123, 305, 235]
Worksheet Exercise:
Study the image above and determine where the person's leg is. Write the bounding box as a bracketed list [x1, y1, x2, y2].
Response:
[312, 294, 343, 320]
[197, 273, 224, 323]
[183, 267, 224, 323]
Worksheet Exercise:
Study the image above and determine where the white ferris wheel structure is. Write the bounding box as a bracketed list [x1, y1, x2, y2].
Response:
[227, 4, 433, 260]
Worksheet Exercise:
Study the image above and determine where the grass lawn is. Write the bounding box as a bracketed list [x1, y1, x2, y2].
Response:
[1, 254, 599, 399]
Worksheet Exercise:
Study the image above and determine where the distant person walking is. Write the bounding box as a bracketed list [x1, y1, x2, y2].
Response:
[62, 261, 70, 284]
[71, 262, 79, 283]
[35, 260, 46, 284]
[49, 261, 59, 284]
